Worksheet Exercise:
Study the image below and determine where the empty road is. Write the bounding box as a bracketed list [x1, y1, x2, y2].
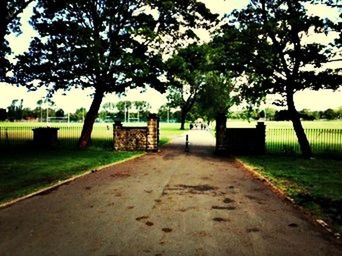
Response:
[0, 130, 341, 255]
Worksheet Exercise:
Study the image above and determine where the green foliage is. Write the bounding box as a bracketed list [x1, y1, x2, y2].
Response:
[0, 109, 7, 121]
[7, 99, 23, 121]
[13, 0, 217, 147]
[213, 0, 342, 157]
[0, 0, 35, 81]
[197, 71, 237, 120]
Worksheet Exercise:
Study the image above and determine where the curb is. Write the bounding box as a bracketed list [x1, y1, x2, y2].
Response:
[234, 158, 341, 241]
[0, 153, 145, 209]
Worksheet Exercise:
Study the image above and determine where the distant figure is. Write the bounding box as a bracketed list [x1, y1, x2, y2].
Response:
[201, 123, 204, 130]
[190, 123, 194, 130]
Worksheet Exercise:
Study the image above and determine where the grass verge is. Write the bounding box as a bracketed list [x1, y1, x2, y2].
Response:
[238, 155, 342, 234]
[0, 147, 140, 204]
[0, 123, 184, 204]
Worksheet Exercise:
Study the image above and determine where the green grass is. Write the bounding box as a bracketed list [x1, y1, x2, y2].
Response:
[0, 147, 141, 204]
[238, 155, 342, 233]
[159, 122, 188, 145]
[0, 123, 184, 204]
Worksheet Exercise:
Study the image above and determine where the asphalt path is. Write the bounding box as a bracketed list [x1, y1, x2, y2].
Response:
[0, 130, 341, 255]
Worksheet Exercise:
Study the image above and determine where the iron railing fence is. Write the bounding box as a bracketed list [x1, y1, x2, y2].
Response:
[0, 125, 113, 148]
[266, 128, 342, 155]
[0, 125, 341, 156]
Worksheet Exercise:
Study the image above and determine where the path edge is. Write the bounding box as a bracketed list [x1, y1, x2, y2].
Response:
[0, 153, 145, 210]
[234, 158, 341, 242]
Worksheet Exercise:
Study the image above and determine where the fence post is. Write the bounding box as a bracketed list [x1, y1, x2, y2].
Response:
[256, 122, 266, 154]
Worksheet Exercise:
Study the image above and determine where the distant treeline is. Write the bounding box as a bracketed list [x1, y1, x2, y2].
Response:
[228, 107, 342, 121]
[1, 99, 341, 123]
[0, 99, 152, 123]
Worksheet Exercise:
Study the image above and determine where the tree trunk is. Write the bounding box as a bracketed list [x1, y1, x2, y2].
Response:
[180, 109, 187, 130]
[78, 88, 105, 149]
[215, 112, 227, 154]
[287, 88, 312, 158]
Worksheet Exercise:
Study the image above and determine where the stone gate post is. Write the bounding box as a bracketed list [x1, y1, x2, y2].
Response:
[147, 114, 159, 152]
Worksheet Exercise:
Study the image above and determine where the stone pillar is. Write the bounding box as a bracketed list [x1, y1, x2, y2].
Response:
[113, 120, 123, 150]
[256, 122, 266, 154]
[147, 114, 159, 152]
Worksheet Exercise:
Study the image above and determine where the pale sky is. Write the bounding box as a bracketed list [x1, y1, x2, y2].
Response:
[0, 0, 341, 113]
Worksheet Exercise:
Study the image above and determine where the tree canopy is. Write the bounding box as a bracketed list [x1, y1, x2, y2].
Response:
[14, 0, 217, 148]
[0, 0, 34, 81]
[212, 0, 342, 157]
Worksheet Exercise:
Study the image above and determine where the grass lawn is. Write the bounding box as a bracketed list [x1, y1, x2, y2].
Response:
[0, 123, 185, 205]
[0, 147, 141, 204]
[238, 155, 342, 233]
[159, 122, 188, 145]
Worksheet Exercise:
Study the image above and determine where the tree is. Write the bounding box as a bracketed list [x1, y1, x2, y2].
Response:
[195, 71, 237, 152]
[216, 0, 342, 157]
[55, 108, 65, 118]
[15, 0, 217, 148]
[322, 108, 338, 120]
[0, 108, 7, 121]
[166, 43, 211, 129]
[7, 99, 23, 121]
[116, 101, 132, 122]
[134, 101, 151, 121]
[70, 107, 86, 122]
[0, 0, 35, 80]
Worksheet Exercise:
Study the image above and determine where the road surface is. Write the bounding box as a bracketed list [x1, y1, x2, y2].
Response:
[0, 130, 341, 255]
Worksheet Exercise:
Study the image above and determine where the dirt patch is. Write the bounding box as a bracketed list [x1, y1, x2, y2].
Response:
[247, 228, 260, 233]
[146, 221, 154, 226]
[212, 206, 236, 210]
[223, 198, 235, 204]
[136, 216, 149, 221]
[177, 184, 217, 191]
[162, 184, 218, 196]
[213, 217, 229, 222]
[162, 228, 173, 233]
[178, 206, 197, 212]
[127, 206, 134, 209]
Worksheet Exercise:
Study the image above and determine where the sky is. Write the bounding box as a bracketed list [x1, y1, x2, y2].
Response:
[0, 0, 341, 113]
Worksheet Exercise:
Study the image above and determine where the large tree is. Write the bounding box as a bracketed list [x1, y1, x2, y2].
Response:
[196, 71, 237, 153]
[166, 43, 211, 130]
[0, 0, 34, 80]
[214, 0, 342, 158]
[14, 0, 217, 148]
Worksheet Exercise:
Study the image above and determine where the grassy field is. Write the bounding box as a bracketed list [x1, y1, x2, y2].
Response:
[0, 123, 185, 205]
[238, 155, 342, 233]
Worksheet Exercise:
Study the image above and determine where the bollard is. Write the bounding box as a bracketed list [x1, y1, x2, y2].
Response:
[185, 134, 189, 152]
